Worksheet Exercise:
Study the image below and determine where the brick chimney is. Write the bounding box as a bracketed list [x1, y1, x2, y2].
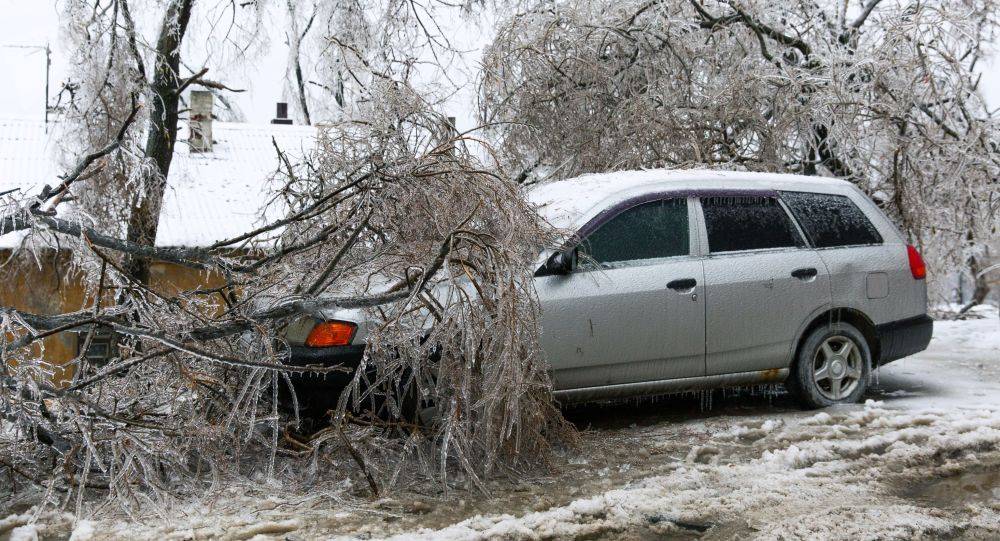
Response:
[189, 90, 213, 152]
[271, 102, 293, 125]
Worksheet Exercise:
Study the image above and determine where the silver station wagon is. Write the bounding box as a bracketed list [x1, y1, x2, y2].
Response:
[290, 170, 933, 409]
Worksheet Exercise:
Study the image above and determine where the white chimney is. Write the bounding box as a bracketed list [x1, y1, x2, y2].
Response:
[189, 90, 213, 152]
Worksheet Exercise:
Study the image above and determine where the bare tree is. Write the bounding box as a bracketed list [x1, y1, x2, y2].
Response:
[1, 25, 570, 515]
[480, 0, 1000, 301]
[121, 0, 196, 285]
[285, 0, 318, 125]
[54, 0, 262, 287]
[281, 0, 492, 124]
[269, 85, 573, 491]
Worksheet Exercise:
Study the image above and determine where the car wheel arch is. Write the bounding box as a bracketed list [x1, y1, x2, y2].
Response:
[790, 307, 879, 373]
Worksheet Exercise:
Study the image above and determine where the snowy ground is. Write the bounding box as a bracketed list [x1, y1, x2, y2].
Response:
[4, 308, 999, 540]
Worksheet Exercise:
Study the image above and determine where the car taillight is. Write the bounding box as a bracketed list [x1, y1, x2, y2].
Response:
[305, 321, 357, 347]
[906, 245, 926, 280]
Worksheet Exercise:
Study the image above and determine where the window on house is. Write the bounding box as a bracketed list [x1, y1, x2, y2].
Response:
[579, 198, 689, 266]
[780, 191, 883, 248]
[75, 327, 119, 364]
[701, 195, 804, 253]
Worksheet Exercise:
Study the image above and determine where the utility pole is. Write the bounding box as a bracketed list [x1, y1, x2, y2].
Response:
[44, 43, 51, 129]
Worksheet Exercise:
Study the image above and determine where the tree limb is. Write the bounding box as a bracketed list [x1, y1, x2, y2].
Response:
[850, 0, 884, 30]
[33, 99, 142, 213]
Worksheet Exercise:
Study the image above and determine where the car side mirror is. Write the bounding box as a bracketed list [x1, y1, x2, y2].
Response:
[537, 248, 578, 276]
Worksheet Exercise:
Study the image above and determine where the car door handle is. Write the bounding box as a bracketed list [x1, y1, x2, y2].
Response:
[791, 267, 818, 280]
[667, 278, 697, 291]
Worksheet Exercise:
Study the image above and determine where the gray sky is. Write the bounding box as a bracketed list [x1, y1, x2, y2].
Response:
[1, 0, 999, 126]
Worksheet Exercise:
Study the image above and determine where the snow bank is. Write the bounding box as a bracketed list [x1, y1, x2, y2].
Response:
[0, 511, 74, 541]
[340, 400, 1000, 541]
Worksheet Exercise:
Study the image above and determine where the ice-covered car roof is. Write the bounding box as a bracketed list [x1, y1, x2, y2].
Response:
[527, 168, 853, 231]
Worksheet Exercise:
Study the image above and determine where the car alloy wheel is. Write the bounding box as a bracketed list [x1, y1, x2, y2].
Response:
[812, 335, 863, 401]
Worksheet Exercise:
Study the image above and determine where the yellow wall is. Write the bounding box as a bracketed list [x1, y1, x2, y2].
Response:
[1, 249, 228, 385]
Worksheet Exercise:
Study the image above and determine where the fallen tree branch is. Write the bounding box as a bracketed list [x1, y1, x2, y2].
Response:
[338, 421, 380, 498]
[191, 78, 246, 93]
[1, 209, 218, 270]
[32, 99, 142, 213]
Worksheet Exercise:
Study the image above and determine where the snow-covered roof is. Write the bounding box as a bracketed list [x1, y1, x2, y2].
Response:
[0, 118, 58, 199]
[163, 122, 316, 247]
[0, 117, 317, 249]
[0, 118, 59, 250]
[528, 168, 853, 231]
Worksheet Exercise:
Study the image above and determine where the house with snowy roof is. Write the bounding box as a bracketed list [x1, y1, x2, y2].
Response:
[0, 97, 317, 374]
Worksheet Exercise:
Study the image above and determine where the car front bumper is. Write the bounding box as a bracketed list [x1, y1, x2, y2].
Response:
[875, 314, 933, 366]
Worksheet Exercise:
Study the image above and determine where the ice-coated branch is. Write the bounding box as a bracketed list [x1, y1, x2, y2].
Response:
[0, 209, 216, 270]
[481, 0, 999, 299]
[32, 99, 142, 213]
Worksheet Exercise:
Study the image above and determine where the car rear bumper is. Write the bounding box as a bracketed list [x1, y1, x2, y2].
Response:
[288, 344, 366, 367]
[282, 345, 366, 413]
[287, 344, 365, 386]
[875, 314, 933, 366]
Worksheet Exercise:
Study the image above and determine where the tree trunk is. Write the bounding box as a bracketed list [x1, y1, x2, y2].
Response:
[286, 0, 314, 126]
[958, 252, 992, 315]
[122, 0, 195, 285]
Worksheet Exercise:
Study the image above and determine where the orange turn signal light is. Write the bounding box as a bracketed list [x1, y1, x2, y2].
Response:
[305, 321, 357, 347]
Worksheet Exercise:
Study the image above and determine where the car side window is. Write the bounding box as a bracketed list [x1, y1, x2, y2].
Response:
[780, 191, 883, 248]
[701, 195, 804, 253]
[579, 198, 689, 266]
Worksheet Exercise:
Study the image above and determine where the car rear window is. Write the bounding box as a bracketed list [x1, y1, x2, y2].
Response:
[780, 191, 883, 248]
[580, 198, 689, 265]
[701, 195, 804, 253]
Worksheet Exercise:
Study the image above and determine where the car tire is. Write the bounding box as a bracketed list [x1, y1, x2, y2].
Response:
[786, 322, 871, 409]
